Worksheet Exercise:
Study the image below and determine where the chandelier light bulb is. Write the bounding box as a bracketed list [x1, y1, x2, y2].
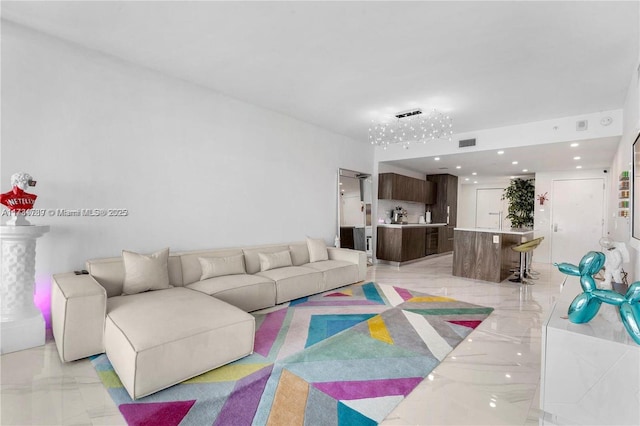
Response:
[368, 108, 453, 149]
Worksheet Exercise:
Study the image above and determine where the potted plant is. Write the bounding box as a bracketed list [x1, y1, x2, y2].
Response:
[502, 178, 535, 228]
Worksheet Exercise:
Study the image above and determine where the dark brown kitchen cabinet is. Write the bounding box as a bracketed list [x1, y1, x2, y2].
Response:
[424, 180, 436, 205]
[378, 173, 432, 204]
[437, 225, 454, 253]
[376, 227, 425, 262]
[426, 174, 458, 226]
[401, 227, 426, 261]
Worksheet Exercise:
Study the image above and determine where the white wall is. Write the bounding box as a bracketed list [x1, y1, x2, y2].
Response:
[378, 163, 425, 180]
[458, 178, 512, 228]
[1, 22, 373, 314]
[607, 47, 640, 280]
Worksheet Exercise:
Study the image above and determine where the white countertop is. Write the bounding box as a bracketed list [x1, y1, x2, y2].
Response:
[378, 223, 447, 228]
[540, 275, 639, 425]
[546, 276, 638, 346]
[454, 227, 534, 236]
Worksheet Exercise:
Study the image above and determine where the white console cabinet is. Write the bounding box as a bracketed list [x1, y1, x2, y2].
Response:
[540, 276, 640, 425]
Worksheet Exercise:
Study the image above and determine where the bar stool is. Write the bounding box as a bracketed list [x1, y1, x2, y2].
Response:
[525, 236, 544, 278]
[509, 237, 544, 285]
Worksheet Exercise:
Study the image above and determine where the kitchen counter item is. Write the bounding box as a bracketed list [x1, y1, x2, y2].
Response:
[378, 223, 447, 228]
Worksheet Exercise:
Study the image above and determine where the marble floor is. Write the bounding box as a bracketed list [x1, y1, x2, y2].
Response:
[1, 254, 565, 425]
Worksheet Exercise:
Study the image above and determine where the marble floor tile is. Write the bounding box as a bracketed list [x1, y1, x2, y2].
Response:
[1, 254, 562, 425]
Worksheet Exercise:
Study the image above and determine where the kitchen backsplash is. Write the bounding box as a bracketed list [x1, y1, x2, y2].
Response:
[378, 200, 429, 223]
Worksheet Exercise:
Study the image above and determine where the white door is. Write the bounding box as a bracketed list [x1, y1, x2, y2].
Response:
[475, 188, 509, 229]
[551, 178, 605, 265]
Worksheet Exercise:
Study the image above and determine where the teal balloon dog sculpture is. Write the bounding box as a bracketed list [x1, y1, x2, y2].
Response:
[555, 251, 640, 345]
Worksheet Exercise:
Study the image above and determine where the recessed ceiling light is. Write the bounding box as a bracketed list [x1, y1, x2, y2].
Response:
[576, 165, 582, 169]
[465, 178, 469, 181]
[571, 143, 579, 147]
[573, 156, 581, 160]
[522, 169, 528, 172]
[512, 161, 518, 165]
[472, 172, 477, 176]
[497, 150, 504, 155]
[456, 165, 461, 169]
[435, 157, 440, 161]
[339, 182, 343, 185]
[473, 181, 478, 184]
[510, 176, 515, 178]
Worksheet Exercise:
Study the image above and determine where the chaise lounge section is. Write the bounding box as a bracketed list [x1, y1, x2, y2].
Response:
[51, 239, 366, 399]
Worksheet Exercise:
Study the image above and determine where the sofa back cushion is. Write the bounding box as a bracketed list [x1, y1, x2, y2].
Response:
[122, 248, 171, 295]
[242, 245, 290, 274]
[179, 248, 244, 285]
[198, 254, 246, 280]
[86, 255, 183, 298]
[258, 250, 293, 272]
[307, 237, 329, 262]
[288, 242, 310, 266]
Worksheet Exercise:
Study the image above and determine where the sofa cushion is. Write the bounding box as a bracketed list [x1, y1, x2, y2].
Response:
[304, 260, 360, 292]
[178, 248, 244, 286]
[85, 255, 183, 298]
[122, 248, 171, 295]
[259, 250, 293, 272]
[199, 254, 246, 280]
[186, 274, 276, 312]
[105, 287, 255, 399]
[243, 245, 290, 274]
[256, 266, 322, 304]
[289, 242, 310, 266]
[307, 237, 329, 262]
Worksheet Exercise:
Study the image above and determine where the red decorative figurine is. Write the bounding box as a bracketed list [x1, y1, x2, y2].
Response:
[1, 172, 38, 225]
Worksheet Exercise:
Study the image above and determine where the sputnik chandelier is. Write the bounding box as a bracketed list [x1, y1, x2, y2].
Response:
[369, 108, 453, 149]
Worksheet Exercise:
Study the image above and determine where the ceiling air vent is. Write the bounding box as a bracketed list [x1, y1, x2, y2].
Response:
[459, 138, 476, 148]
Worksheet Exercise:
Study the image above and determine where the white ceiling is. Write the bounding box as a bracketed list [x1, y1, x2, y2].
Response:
[384, 136, 622, 183]
[2, 1, 638, 177]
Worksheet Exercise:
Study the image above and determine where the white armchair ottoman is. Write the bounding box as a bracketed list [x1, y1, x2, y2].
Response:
[105, 287, 254, 399]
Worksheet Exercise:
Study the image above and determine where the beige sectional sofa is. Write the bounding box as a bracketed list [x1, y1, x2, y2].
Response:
[51, 240, 366, 399]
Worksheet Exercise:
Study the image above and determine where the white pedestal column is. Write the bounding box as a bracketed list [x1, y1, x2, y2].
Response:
[1, 225, 50, 354]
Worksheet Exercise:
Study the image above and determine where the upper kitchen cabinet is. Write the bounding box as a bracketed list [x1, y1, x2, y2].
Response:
[378, 173, 435, 204]
[424, 180, 436, 205]
[426, 174, 458, 226]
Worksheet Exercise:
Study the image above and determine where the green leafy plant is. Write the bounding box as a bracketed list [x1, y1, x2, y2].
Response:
[502, 178, 535, 228]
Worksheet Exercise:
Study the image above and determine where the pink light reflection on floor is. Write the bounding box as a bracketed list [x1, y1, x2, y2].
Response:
[34, 277, 52, 329]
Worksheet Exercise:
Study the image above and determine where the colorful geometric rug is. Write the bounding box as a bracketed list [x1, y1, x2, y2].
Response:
[91, 282, 493, 425]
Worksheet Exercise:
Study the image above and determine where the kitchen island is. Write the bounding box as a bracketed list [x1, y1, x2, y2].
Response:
[376, 223, 447, 265]
[452, 227, 534, 283]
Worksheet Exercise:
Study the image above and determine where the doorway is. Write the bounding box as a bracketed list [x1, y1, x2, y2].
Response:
[337, 169, 372, 263]
[550, 178, 605, 264]
[475, 188, 509, 229]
